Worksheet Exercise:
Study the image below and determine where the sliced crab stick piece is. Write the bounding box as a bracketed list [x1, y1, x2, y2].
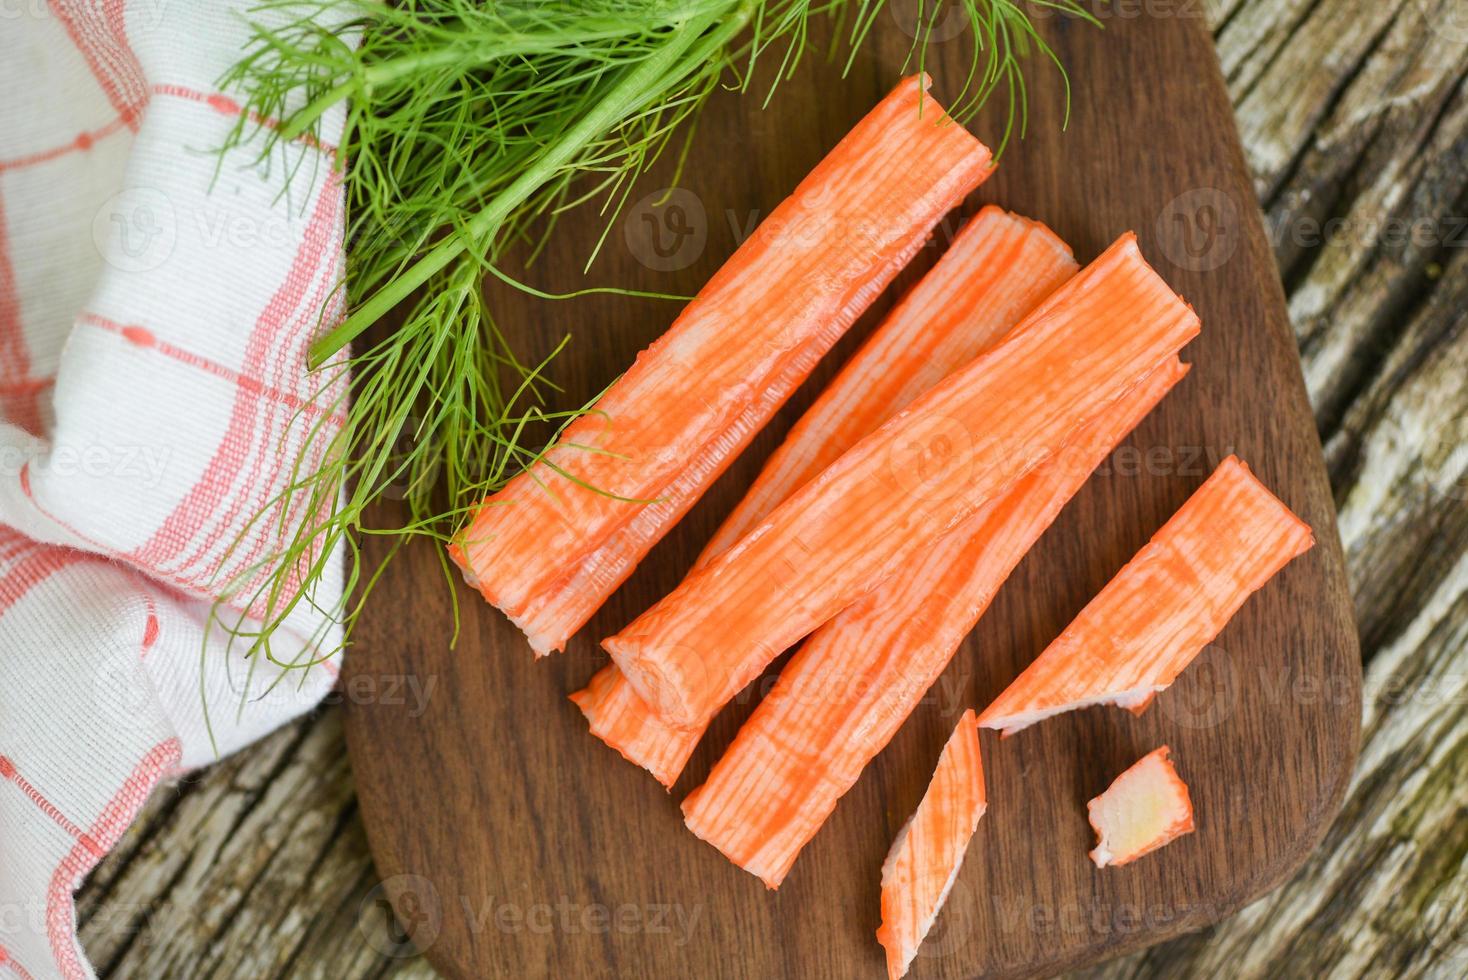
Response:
[450, 75, 994, 655]
[679, 358, 1188, 883]
[875, 710, 986, 980]
[978, 455, 1314, 736]
[604, 234, 1200, 730]
[697, 205, 1079, 565]
[572, 208, 1079, 786]
[1087, 746, 1195, 868]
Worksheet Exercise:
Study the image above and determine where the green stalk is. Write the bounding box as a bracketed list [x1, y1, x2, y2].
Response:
[279, 28, 666, 143]
[307, 2, 754, 367]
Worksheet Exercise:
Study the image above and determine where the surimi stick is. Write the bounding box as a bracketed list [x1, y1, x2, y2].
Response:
[977, 455, 1314, 736]
[696, 205, 1079, 565]
[451, 75, 994, 655]
[604, 234, 1201, 730]
[514, 327, 841, 657]
[1087, 746, 1196, 868]
[875, 710, 987, 980]
[572, 208, 1080, 787]
[679, 358, 1188, 885]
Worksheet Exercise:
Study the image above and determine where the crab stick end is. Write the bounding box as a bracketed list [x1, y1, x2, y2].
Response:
[507, 607, 562, 657]
[446, 539, 471, 577]
[601, 636, 701, 730]
[569, 668, 692, 789]
[448, 529, 570, 654]
[1086, 746, 1195, 869]
[680, 791, 787, 889]
[1217, 455, 1317, 555]
[568, 690, 677, 791]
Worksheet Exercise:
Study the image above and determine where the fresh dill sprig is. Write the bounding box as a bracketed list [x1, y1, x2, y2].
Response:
[208, 0, 1097, 689]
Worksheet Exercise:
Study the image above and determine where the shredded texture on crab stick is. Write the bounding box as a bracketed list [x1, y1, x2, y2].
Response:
[875, 710, 986, 980]
[978, 456, 1314, 736]
[604, 234, 1201, 730]
[450, 75, 994, 655]
[696, 205, 1079, 565]
[679, 358, 1188, 883]
[572, 208, 1078, 787]
[1087, 746, 1195, 868]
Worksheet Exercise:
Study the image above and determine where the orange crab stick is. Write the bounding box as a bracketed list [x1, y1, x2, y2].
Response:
[572, 208, 1079, 787]
[978, 456, 1314, 736]
[1087, 746, 1195, 868]
[875, 710, 986, 980]
[451, 75, 994, 655]
[604, 234, 1201, 730]
[679, 358, 1188, 883]
[696, 205, 1079, 565]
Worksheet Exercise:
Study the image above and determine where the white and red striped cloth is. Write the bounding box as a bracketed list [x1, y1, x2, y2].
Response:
[1, 4, 348, 977]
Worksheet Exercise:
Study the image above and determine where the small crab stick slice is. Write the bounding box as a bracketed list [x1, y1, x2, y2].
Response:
[451, 75, 994, 655]
[978, 456, 1314, 736]
[679, 358, 1188, 883]
[876, 710, 986, 980]
[572, 208, 1079, 787]
[1087, 746, 1195, 868]
[604, 234, 1200, 730]
[696, 205, 1079, 565]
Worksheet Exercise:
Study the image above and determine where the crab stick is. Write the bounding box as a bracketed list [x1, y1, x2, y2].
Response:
[604, 234, 1201, 730]
[451, 75, 994, 655]
[697, 205, 1079, 564]
[679, 358, 1188, 884]
[875, 710, 986, 980]
[572, 208, 1079, 787]
[978, 456, 1314, 736]
[1087, 746, 1195, 868]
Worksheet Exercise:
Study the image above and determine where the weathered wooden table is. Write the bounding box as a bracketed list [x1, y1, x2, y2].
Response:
[75, 0, 1467, 976]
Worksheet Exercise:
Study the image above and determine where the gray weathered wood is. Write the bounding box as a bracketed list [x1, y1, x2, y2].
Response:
[77, 0, 1468, 975]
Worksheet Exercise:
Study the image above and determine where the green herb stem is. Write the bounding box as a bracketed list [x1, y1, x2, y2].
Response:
[307, 3, 754, 367]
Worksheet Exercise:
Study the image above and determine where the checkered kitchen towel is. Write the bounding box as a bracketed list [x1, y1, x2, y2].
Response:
[0, 3, 348, 976]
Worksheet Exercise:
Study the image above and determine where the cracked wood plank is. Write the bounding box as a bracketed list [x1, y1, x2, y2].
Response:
[76, 0, 1467, 976]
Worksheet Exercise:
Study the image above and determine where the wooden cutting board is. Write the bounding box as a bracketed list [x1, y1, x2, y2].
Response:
[344, 8, 1362, 978]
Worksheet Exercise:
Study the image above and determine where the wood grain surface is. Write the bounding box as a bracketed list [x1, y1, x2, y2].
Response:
[74, 1, 1468, 978]
[340, 7, 1361, 979]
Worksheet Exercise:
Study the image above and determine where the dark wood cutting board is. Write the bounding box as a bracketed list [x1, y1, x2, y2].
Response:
[343, 8, 1362, 978]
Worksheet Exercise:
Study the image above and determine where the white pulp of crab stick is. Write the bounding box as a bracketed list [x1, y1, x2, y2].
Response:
[1086, 745, 1196, 868]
